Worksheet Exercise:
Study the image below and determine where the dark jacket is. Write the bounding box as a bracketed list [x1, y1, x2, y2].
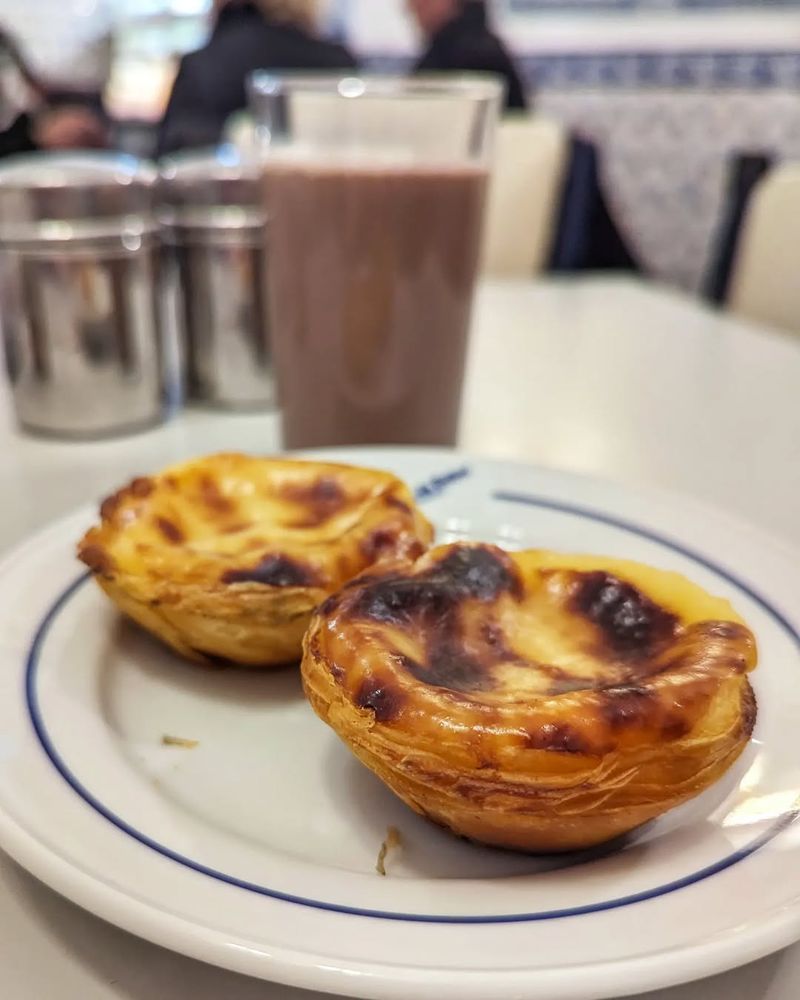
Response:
[158, 3, 358, 156]
[414, 2, 528, 112]
[0, 113, 36, 159]
[0, 30, 38, 158]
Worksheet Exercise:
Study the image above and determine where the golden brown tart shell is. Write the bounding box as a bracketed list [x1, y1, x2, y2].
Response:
[78, 454, 433, 667]
[302, 543, 758, 852]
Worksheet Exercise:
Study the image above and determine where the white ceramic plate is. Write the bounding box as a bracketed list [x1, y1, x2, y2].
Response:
[0, 447, 798, 1000]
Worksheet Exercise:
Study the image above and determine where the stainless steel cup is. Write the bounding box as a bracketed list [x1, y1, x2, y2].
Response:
[0, 153, 168, 439]
[159, 150, 275, 410]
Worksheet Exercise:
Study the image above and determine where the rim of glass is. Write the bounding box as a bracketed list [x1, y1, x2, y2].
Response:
[0, 152, 157, 189]
[249, 72, 504, 102]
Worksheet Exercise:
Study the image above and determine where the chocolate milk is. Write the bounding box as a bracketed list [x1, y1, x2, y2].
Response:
[262, 161, 487, 448]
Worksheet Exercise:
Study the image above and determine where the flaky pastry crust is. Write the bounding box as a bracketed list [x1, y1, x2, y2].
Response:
[78, 453, 433, 667]
[302, 543, 757, 852]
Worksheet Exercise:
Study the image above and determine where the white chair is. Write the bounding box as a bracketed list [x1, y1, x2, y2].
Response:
[482, 116, 569, 278]
[727, 163, 800, 335]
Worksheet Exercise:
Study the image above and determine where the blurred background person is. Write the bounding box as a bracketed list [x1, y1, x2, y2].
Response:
[408, 0, 528, 112]
[158, 0, 358, 156]
[3, 0, 113, 130]
[0, 26, 107, 158]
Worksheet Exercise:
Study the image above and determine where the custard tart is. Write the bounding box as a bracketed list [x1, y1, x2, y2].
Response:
[78, 454, 433, 667]
[302, 542, 757, 852]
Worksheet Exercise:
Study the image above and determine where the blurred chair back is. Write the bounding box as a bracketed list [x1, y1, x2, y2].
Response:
[482, 117, 568, 278]
[704, 153, 773, 306]
[727, 164, 800, 335]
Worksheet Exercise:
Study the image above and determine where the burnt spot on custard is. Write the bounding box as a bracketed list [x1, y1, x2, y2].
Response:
[130, 477, 155, 498]
[350, 545, 523, 627]
[155, 517, 184, 544]
[221, 554, 316, 588]
[360, 528, 400, 564]
[570, 571, 678, 655]
[79, 543, 115, 577]
[345, 546, 521, 696]
[99, 493, 122, 521]
[527, 722, 591, 754]
[99, 476, 154, 521]
[349, 576, 449, 625]
[403, 641, 497, 693]
[283, 476, 347, 527]
[405, 538, 428, 560]
[361, 532, 427, 566]
[355, 675, 406, 722]
[433, 546, 523, 602]
[198, 475, 234, 515]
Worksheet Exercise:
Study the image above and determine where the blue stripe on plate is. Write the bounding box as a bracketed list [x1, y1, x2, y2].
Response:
[25, 487, 800, 923]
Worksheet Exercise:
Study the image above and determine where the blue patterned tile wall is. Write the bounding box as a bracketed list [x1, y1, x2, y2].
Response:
[528, 51, 800, 89]
[506, 0, 800, 9]
[367, 51, 800, 89]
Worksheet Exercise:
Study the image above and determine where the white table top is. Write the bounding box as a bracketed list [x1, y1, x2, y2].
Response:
[1, 275, 799, 1000]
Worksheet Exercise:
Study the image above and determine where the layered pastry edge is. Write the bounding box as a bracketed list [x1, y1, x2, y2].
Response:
[302, 542, 757, 851]
[77, 453, 434, 667]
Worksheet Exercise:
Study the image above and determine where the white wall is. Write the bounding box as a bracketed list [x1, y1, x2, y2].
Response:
[3, 0, 117, 87]
[346, 0, 416, 54]
[342, 0, 800, 56]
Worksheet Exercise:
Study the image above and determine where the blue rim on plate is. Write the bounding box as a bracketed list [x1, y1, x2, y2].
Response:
[24, 489, 800, 924]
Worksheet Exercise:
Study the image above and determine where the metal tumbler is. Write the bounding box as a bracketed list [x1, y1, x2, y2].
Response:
[0, 153, 168, 439]
[159, 150, 275, 410]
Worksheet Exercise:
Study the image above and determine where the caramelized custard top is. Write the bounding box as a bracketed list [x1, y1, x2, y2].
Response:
[308, 543, 757, 757]
[78, 454, 433, 594]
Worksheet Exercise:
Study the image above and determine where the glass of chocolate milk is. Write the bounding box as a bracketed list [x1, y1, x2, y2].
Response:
[248, 74, 502, 448]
